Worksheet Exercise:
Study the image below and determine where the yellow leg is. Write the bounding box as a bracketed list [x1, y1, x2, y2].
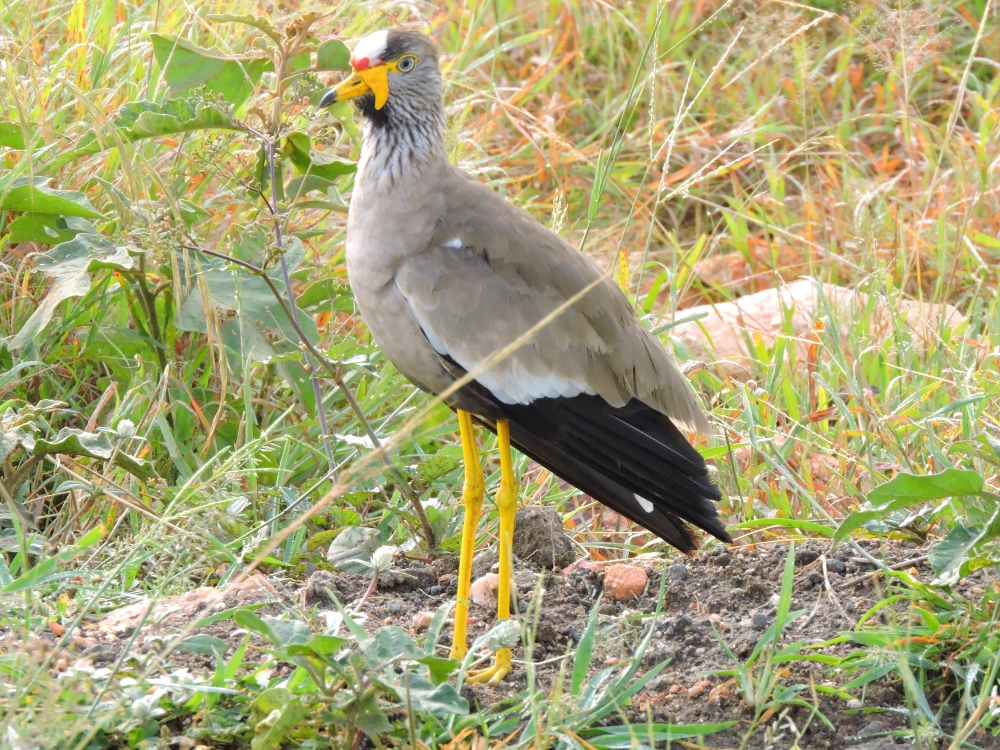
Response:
[467, 418, 516, 686]
[450, 410, 484, 661]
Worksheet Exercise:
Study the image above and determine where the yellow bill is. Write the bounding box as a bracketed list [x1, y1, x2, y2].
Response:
[318, 66, 390, 110]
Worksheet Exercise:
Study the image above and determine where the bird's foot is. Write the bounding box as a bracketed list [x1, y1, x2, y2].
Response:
[466, 647, 511, 686]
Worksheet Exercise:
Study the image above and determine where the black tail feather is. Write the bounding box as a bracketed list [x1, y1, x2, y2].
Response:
[448, 380, 731, 553]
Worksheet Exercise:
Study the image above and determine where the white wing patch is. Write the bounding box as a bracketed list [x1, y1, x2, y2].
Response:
[352, 30, 389, 66]
[634, 494, 655, 513]
[409, 307, 595, 404]
[476, 366, 595, 405]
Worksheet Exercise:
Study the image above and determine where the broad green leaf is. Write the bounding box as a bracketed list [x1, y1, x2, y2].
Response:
[416, 449, 460, 482]
[31, 427, 155, 481]
[317, 39, 351, 71]
[296, 278, 354, 312]
[150, 34, 270, 107]
[833, 469, 986, 546]
[0, 122, 26, 149]
[393, 673, 468, 718]
[7, 215, 95, 245]
[249, 687, 306, 750]
[304, 634, 347, 655]
[234, 608, 280, 645]
[10, 235, 133, 351]
[353, 691, 392, 736]
[868, 469, 984, 505]
[306, 528, 340, 552]
[285, 174, 337, 200]
[364, 626, 420, 667]
[0, 177, 101, 218]
[928, 510, 1000, 585]
[416, 654, 457, 685]
[326, 526, 381, 573]
[282, 132, 356, 181]
[260, 616, 310, 646]
[176, 634, 227, 656]
[51, 99, 243, 168]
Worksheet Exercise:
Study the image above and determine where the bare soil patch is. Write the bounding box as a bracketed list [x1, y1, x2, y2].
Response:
[39, 537, 997, 749]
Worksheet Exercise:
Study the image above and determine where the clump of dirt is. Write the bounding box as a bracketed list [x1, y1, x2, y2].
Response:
[51, 537, 998, 749]
[511, 508, 576, 569]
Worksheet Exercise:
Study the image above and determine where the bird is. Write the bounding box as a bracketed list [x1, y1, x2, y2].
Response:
[319, 28, 731, 685]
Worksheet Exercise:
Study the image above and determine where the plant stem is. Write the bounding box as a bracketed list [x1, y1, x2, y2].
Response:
[188, 245, 437, 548]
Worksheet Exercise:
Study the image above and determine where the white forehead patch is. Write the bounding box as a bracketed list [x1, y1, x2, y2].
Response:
[351, 30, 389, 67]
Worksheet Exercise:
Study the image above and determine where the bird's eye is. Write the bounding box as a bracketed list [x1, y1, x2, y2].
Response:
[397, 55, 416, 72]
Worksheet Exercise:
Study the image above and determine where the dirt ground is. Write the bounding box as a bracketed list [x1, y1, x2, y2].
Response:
[33, 519, 1000, 750]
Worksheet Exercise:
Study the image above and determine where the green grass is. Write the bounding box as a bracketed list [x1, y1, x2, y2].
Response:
[1, 0, 1000, 746]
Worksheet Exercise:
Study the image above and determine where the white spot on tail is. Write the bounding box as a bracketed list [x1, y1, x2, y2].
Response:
[352, 30, 389, 67]
[442, 237, 463, 249]
[634, 494, 654, 513]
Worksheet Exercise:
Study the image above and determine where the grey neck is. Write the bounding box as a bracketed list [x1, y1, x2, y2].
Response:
[357, 101, 447, 193]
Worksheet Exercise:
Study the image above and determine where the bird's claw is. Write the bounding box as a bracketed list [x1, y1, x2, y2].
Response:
[466, 648, 511, 686]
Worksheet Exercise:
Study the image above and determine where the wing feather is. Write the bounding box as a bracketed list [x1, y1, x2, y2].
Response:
[395, 168, 709, 431]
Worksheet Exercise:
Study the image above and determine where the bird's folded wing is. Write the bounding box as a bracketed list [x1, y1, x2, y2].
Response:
[393, 177, 709, 432]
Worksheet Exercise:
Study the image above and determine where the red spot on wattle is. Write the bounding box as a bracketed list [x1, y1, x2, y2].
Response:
[352, 57, 370, 71]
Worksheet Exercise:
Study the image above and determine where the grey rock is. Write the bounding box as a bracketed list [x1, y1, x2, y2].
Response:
[514, 569, 540, 592]
[471, 550, 498, 580]
[668, 563, 689, 582]
[386, 600, 408, 616]
[846, 740, 913, 750]
[428, 585, 443, 596]
[751, 612, 768, 630]
[827, 558, 847, 574]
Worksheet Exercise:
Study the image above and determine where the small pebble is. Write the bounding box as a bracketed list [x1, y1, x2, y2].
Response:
[827, 559, 847, 574]
[687, 679, 711, 698]
[751, 612, 768, 630]
[668, 563, 689, 582]
[744, 568, 756, 577]
[599, 602, 617, 615]
[859, 720, 885, 736]
[846, 698, 863, 709]
[603, 564, 648, 601]
[746, 633, 759, 646]
[769, 594, 781, 607]
[386, 601, 408, 616]
[428, 585, 443, 596]
[411, 611, 434, 631]
[739, 618, 752, 629]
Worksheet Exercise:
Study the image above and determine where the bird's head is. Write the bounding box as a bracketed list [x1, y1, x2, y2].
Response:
[318, 29, 441, 129]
